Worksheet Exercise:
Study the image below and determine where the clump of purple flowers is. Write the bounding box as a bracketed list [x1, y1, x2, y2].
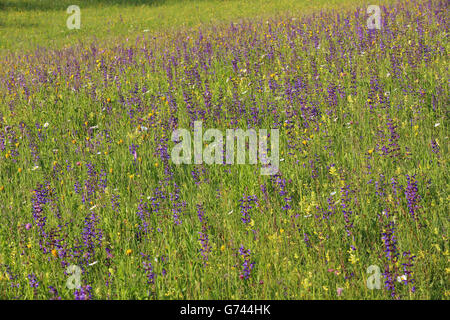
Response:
[2, 264, 20, 289]
[430, 138, 439, 155]
[48, 286, 61, 300]
[382, 221, 399, 262]
[239, 246, 255, 280]
[27, 273, 39, 298]
[31, 182, 52, 253]
[111, 193, 120, 213]
[141, 253, 156, 297]
[169, 182, 185, 225]
[136, 197, 151, 239]
[405, 174, 421, 221]
[381, 218, 399, 298]
[401, 251, 416, 293]
[27, 273, 39, 288]
[239, 194, 258, 224]
[81, 211, 103, 265]
[303, 232, 312, 248]
[271, 173, 292, 211]
[81, 162, 107, 204]
[385, 117, 400, 159]
[74, 285, 92, 300]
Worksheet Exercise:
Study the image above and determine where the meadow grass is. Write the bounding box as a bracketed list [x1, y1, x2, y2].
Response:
[0, 0, 392, 53]
[0, 0, 448, 300]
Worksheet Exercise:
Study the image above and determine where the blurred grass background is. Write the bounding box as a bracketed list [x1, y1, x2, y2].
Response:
[0, 0, 393, 53]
